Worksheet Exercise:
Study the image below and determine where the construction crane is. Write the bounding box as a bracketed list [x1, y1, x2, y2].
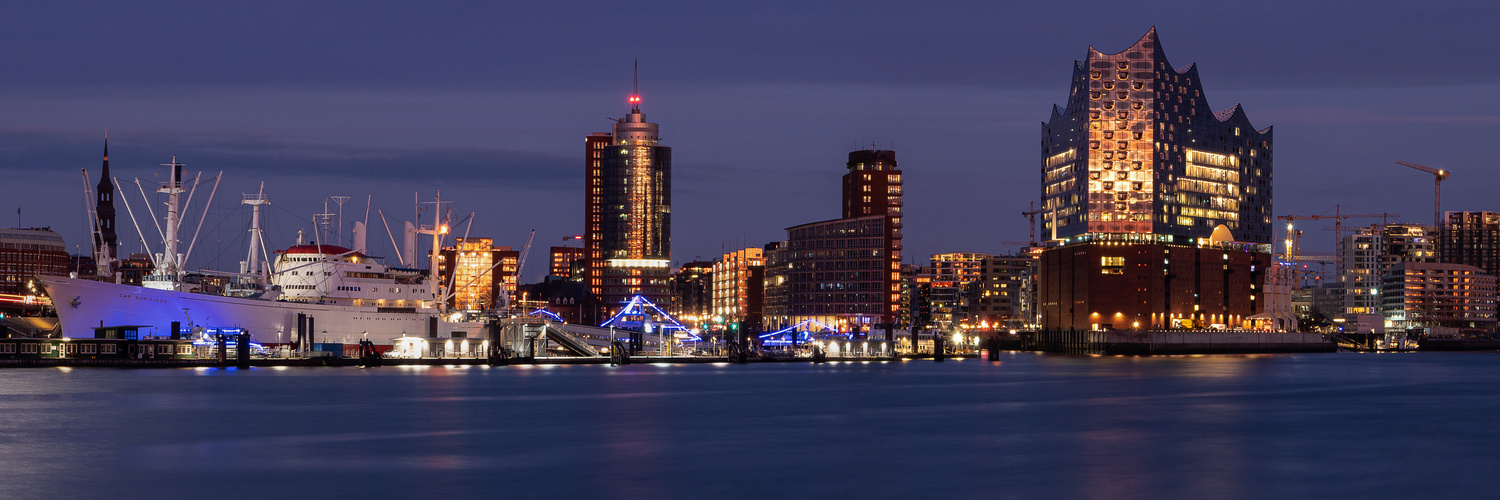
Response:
[1277, 206, 1398, 262]
[1021, 202, 1045, 247]
[1395, 161, 1450, 228]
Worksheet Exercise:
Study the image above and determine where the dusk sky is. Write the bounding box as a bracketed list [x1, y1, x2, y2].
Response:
[3, 1, 1497, 277]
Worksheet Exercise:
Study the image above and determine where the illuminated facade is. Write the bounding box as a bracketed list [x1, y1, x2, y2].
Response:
[669, 261, 713, 321]
[1041, 27, 1273, 245]
[928, 252, 990, 330]
[549, 246, 586, 279]
[1338, 224, 1435, 316]
[437, 238, 518, 311]
[0, 228, 68, 299]
[584, 89, 672, 321]
[969, 254, 1037, 330]
[1381, 262, 1496, 329]
[1039, 241, 1271, 330]
[712, 248, 764, 330]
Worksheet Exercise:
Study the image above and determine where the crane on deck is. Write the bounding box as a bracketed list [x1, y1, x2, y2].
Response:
[500, 229, 535, 315]
[1395, 161, 1450, 228]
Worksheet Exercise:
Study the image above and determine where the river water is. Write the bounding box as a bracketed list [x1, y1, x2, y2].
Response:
[1, 352, 1496, 499]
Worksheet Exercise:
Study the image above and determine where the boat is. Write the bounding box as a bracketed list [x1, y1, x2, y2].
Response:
[41, 155, 485, 355]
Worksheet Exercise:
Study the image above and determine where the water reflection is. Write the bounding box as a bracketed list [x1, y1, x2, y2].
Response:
[0, 353, 1495, 499]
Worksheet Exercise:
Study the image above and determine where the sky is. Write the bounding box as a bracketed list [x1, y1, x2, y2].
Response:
[2, 1, 1498, 278]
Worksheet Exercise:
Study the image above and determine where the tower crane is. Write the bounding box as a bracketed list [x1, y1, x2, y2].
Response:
[1276, 206, 1398, 262]
[1395, 161, 1450, 228]
[1021, 202, 1045, 247]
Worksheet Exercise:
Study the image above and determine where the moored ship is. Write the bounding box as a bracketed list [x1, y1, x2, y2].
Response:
[42, 150, 485, 353]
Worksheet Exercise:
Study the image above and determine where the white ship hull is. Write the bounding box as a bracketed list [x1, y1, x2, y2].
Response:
[40, 275, 482, 345]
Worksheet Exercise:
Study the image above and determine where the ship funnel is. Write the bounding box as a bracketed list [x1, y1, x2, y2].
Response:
[402, 221, 417, 267]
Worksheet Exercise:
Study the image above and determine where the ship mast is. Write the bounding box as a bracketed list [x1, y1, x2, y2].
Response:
[242, 183, 270, 284]
[418, 192, 451, 312]
[158, 156, 186, 281]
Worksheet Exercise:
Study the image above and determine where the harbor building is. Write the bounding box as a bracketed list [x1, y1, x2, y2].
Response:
[0, 228, 68, 313]
[1037, 28, 1275, 330]
[768, 148, 904, 333]
[1381, 262, 1497, 330]
[1439, 211, 1500, 277]
[712, 248, 764, 331]
[437, 238, 518, 312]
[583, 82, 672, 323]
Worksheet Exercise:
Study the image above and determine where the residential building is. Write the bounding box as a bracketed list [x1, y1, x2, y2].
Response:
[549, 246, 586, 280]
[1440, 211, 1500, 277]
[712, 248, 764, 331]
[928, 252, 990, 330]
[1381, 262, 1497, 330]
[969, 254, 1037, 330]
[776, 148, 904, 334]
[669, 261, 713, 321]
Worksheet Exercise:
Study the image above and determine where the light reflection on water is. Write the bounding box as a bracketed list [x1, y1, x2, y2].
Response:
[0, 352, 1497, 499]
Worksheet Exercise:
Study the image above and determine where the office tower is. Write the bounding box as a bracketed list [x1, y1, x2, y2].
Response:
[712, 248, 764, 331]
[1038, 28, 1274, 330]
[584, 78, 672, 322]
[1041, 27, 1273, 245]
[1440, 211, 1500, 277]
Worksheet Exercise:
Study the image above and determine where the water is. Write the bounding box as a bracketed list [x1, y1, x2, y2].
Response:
[2, 353, 1497, 499]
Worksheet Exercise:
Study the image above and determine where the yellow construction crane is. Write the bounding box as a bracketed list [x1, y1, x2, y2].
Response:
[1395, 161, 1450, 227]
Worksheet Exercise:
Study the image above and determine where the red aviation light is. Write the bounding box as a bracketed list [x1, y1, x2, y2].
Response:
[629, 94, 641, 105]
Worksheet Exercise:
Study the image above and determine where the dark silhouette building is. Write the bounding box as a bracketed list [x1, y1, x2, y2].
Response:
[94, 138, 118, 276]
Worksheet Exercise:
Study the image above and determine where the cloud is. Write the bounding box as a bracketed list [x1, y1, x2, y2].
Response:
[0, 126, 577, 189]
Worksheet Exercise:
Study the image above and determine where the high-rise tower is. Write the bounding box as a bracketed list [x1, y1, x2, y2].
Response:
[94, 136, 118, 276]
[1041, 27, 1273, 245]
[584, 68, 672, 322]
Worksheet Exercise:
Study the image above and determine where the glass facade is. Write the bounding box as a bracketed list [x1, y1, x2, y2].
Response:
[1041, 27, 1273, 245]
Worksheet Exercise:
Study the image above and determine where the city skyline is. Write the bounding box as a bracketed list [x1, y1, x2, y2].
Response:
[1, 2, 1498, 280]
